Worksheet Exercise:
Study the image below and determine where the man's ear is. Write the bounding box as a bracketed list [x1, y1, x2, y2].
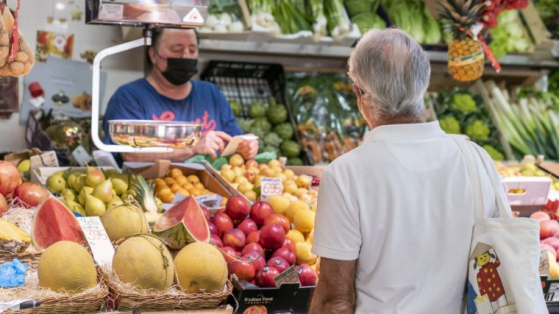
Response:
[148, 47, 156, 64]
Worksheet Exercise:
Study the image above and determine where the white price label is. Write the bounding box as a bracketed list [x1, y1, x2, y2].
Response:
[77, 217, 114, 267]
[99, 4, 124, 20]
[261, 177, 283, 201]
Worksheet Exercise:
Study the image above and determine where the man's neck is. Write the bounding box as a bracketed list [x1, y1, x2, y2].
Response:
[147, 72, 192, 100]
[370, 116, 421, 129]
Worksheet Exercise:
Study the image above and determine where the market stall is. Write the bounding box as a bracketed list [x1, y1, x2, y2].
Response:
[2, 0, 559, 313]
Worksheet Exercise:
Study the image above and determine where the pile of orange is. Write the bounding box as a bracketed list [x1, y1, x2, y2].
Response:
[150, 168, 214, 203]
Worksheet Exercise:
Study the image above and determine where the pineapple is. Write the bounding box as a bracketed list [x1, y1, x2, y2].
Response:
[439, 0, 485, 82]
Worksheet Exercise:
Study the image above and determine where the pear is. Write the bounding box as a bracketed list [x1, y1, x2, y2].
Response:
[107, 195, 124, 211]
[104, 169, 121, 178]
[85, 194, 106, 216]
[65, 199, 86, 216]
[74, 174, 87, 193]
[111, 174, 129, 196]
[92, 179, 113, 204]
[67, 173, 80, 190]
[79, 186, 94, 206]
[17, 159, 30, 173]
[46, 174, 66, 194]
[86, 166, 105, 188]
[62, 189, 77, 202]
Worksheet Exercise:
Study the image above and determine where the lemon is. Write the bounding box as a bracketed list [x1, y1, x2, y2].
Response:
[287, 229, 305, 244]
[267, 195, 291, 215]
[294, 210, 315, 233]
[285, 200, 309, 222]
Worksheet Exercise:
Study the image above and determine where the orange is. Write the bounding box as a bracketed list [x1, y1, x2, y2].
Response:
[177, 188, 190, 197]
[159, 192, 174, 204]
[187, 175, 200, 184]
[170, 183, 181, 193]
[164, 177, 176, 186]
[175, 176, 188, 186]
[170, 168, 183, 178]
[194, 182, 205, 190]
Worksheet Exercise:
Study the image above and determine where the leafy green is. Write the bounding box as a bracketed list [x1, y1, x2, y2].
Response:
[351, 12, 386, 33]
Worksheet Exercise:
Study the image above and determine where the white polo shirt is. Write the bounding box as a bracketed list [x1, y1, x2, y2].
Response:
[312, 121, 501, 313]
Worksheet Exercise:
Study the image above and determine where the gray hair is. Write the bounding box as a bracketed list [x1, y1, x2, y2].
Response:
[348, 28, 430, 121]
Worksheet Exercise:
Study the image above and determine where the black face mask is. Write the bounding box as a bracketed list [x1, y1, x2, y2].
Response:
[156, 56, 198, 86]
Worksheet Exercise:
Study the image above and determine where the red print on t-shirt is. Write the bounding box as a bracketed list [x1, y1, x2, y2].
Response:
[152, 110, 216, 136]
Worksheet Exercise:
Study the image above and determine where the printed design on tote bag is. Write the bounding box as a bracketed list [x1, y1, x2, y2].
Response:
[467, 242, 518, 314]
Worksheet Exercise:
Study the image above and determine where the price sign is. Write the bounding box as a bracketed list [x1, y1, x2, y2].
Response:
[77, 217, 114, 267]
[261, 177, 283, 201]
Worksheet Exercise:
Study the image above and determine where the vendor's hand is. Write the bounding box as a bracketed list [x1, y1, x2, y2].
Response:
[238, 135, 259, 160]
[194, 131, 231, 159]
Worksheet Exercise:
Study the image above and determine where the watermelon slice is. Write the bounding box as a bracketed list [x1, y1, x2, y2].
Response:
[153, 196, 210, 249]
[32, 197, 86, 250]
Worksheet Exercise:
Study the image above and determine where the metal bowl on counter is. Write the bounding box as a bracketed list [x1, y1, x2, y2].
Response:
[108, 120, 201, 148]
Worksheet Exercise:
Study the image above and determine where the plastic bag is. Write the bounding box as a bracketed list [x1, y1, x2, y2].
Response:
[0, 1, 34, 77]
[0, 258, 28, 288]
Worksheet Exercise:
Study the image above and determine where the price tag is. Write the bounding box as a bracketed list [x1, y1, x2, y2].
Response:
[77, 217, 114, 267]
[273, 265, 300, 288]
[99, 4, 124, 20]
[261, 177, 283, 201]
[72, 145, 92, 167]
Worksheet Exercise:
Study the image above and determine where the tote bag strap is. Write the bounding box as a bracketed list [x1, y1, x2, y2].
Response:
[452, 136, 512, 219]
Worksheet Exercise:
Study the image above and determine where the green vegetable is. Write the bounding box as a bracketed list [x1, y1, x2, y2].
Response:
[281, 140, 301, 158]
[439, 116, 461, 134]
[229, 100, 243, 117]
[238, 118, 253, 134]
[324, 0, 351, 40]
[465, 120, 491, 141]
[483, 145, 505, 161]
[383, 0, 441, 44]
[451, 94, 477, 114]
[272, 0, 313, 34]
[252, 118, 272, 133]
[489, 10, 532, 59]
[264, 132, 283, 147]
[351, 12, 386, 33]
[422, 4, 440, 44]
[344, 0, 378, 17]
[267, 104, 288, 125]
[274, 122, 294, 140]
[287, 157, 304, 165]
[248, 102, 267, 119]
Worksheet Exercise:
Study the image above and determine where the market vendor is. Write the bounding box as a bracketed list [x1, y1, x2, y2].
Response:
[102, 28, 258, 162]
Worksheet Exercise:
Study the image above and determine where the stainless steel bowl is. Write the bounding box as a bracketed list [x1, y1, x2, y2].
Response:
[108, 120, 202, 148]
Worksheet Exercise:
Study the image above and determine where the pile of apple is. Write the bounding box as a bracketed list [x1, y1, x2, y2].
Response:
[532, 210, 559, 278]
[210, 195, 318, 288]
[0, 161, 49, 215]
[219, 154, 318, 204]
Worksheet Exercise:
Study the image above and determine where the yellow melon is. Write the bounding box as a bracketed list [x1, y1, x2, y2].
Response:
[112, 234, 175, 291]
[38, 241, 97, 293]
[175, 242, 227, 294]
[101, 204, 148, 242]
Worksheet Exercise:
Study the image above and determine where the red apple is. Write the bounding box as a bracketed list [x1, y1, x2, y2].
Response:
[229, 259, 256, 282]
[245, 159, 258, 169]
[242, 242, 264, 255]
[0, 194, 6, 215]
[222, 246, 240, 263]
[243, 305, 267, 314]
[282, 237, 296, 253]
[541, 220, 559, 239]
[247, 231, 260, 244]
[272, 248, 296, 266]
[255, 266, 280, 288]
[543, 237, 559, 251]
[201, 206, 211, 222]
[208, 222, 218, 235]
[238, 219, 258, 237]
[259, 223, 286, 250]
[264, 214, 290, 234]
[250, 201, 275, 226]
[531, 211, 551, 222]
[226, 195, 250, 220]
[243, 251, 266, 272]
[216, 208, 226, 215]
[210, 234, 224, 248]
[267, 256, 289, 273]
[13, 182, 49, 208]
[212, 213, 234, 237]
[223, 229, 246, 251]
[297, 264, 318, 286]
[0, 161, 19, 196]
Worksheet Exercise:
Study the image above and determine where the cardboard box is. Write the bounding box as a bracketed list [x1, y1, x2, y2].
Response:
[229, 278, 315, 314]
[203, 162, 253, 204]
[3, 149, 59, 180]
[502, 177, 551, 216]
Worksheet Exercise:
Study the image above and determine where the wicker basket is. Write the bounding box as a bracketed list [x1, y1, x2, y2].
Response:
[0, 250, 42, 267]
[0, 267, 108, 314]
[100, 267, 232, 311]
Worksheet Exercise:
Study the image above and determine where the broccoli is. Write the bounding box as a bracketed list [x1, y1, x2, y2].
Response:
[451, 94, 477, 114]
[264, 132, 283, 147]
[439, 116, 461, 134]
[483, 145, 505, 161]
[465, 120, 491, 141]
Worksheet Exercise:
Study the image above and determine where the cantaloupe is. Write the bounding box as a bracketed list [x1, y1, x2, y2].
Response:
[101, 203, 148, 242]
[175, 242, 227, 294]
[112, 234, 175, 291]
[38, 241, 97, 293]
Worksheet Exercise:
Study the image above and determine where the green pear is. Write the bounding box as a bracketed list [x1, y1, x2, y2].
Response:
[65, 199, 86, 216]
[62, 189, 77, 202]
[46, 174, 66, 193]
[92, 179, 113, 204]
[111, 174, 129, 196]
[67, 173, 80, 190]
[74, 174, 87, 193]
[85, 194, 106, 216]
[107, 195, 124, 211]
[104, 169, 121, 178]
[85, 166, 105, 188]
[79, 186, 94, 206]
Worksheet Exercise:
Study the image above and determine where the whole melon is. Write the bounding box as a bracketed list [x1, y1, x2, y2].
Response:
[113, 234, 175, 291]
[175, 242, 227, 293]
[38, 241, 97, 293]
[101, 204, 148, 242]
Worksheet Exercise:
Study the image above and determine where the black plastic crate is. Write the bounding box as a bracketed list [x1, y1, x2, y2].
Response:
[25, 110, 71, 166]
[201, 61, 311, 165]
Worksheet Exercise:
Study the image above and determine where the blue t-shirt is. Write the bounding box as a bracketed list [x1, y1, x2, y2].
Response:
[103, 79, 242, 144]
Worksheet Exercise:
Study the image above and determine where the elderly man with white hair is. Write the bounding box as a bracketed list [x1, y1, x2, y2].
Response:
[309, 29, 501, 313]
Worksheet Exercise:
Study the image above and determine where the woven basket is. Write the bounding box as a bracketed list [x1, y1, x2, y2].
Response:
[0, 267, 108, 314]
[101, 267, 232, 311]
[0, 250, 42, 267]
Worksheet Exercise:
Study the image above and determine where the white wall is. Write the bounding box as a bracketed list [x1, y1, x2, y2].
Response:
[0, 0, 144, 152]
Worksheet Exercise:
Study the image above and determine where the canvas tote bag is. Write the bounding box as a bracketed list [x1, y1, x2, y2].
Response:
[453, 137, 547, 314]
